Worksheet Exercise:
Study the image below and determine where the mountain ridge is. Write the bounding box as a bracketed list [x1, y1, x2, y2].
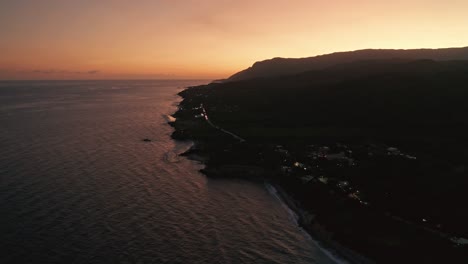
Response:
[228, 46, 468, 81]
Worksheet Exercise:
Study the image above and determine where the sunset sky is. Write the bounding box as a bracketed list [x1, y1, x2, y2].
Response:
[1, 0, 468, 80]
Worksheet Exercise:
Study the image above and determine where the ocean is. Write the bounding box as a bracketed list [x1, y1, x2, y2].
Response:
[0, 80, 337, 263]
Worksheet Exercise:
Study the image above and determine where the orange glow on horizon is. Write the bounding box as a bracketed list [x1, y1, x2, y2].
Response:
[1, 0, 468, 80]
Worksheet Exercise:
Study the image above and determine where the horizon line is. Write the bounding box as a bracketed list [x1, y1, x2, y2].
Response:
[0, 78, 214, 82]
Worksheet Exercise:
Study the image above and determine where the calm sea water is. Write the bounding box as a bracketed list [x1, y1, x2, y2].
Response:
[0, 80, 337, 264]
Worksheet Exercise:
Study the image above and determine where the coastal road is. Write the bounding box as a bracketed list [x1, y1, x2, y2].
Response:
[201, 104, 246, 143]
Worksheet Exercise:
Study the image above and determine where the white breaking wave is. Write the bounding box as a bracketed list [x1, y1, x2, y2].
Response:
[265, 182, 349, 264]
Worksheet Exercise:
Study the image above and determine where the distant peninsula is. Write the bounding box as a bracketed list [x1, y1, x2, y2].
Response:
[171, 47, 468, 263]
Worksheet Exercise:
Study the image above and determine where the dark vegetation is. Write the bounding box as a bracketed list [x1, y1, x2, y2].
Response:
[172, 49, 468, 263]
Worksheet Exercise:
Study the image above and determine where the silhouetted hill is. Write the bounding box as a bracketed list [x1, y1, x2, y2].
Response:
[228, 47, 468, 81]
[183, 58, 468, 167]
[175, 57, 468, 263]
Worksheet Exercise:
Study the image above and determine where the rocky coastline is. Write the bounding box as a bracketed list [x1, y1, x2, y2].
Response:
[169, 82, 468, 263]
[170, 111, 371, 264]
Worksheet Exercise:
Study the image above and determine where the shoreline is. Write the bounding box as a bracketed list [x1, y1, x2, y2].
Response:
[171, 126, 371, 264]
[169, 82, 468, 263]
[267, 183, 373, 264]
[264, 183, 350, 264]
[169, 86, 373, 264]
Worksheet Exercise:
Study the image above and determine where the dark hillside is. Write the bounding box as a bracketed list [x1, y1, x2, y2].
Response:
[228, 47, 468, 81]
[175, 58, 468, 263]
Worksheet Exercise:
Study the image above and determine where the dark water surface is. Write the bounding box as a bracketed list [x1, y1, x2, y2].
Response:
[0, 80, 337, 264]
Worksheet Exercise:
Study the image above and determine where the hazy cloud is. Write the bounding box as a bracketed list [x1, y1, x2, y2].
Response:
[33, 69, 58, 74]
[32, 69, 101, 75]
